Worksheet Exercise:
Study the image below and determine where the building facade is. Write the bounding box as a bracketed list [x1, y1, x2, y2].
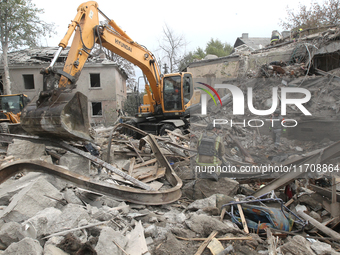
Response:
[0, 47, 127, 126]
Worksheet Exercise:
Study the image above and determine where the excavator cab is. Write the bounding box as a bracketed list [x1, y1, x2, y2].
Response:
[161, 73, 193, 114]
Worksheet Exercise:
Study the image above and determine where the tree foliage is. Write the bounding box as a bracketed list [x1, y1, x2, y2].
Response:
[178, 39, 233, 71]
[279, 0, 340, 30]
[0, 0, 54, 94]
[205, 38, 233, 57]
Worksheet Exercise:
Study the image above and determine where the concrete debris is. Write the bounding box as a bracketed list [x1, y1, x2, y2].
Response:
[311, 241, 340, 255]
[0, 222, 24, 248]
[95, 226, 127, 255]
[279, 235, 315, 255]
[22, 207, 62, 238]
[43, 244, 68, 255]
[4, 28, 340, 254]
[185, 214, 242, 236]
[6, 139, 46, 160]
[0, 177, 63, 223]
[59, 151, 91, 176]
[2, 237, 43, 255]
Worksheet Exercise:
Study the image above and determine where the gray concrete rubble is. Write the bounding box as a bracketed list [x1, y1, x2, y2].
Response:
[2, 237, 43, 255]
[4, 32, 340, 254]
[6, 139, 46, 160]
[0, 177, 63, 223]
[59, 151, 91, 176]
[0, 126, 340, 255]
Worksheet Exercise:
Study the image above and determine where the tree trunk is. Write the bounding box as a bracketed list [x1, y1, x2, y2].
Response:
[2, 43, 12, 95]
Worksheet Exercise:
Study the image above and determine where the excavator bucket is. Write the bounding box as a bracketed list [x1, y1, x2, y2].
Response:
[21, 90, 93, 141]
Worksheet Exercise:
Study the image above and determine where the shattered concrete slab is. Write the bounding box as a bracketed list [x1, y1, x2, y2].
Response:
[279, 235, 315, 255]
[59, 151, 91, 176]
[0, 177, 63, 223]
[6, 139, 46, 160]
[47, 204, 91, 234]
[185, 214, 242, 236]
[2, 237, 43, 255]
[22, 207, 62, 238]
[0, 222, 25, 248]
[95, 226, 127, 255]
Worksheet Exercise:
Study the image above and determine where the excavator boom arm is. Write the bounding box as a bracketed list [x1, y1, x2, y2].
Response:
[57, 1, 162, 107]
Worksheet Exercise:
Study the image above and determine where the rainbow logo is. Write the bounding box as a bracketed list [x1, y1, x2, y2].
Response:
[196, 82, 222, 106]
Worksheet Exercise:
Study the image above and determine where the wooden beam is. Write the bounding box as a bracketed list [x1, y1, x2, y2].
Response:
[194, 231, 218, 255]
[133, 158, 157, 169]
[236, 198, 249, 234]
[128, 157, 135, 176]
[266, 228, 277, 255]
[220, 207, 226, 221]
[297, 209, 340, 240]
[207, 238, 224, 255]
[175, 236, 253, 241]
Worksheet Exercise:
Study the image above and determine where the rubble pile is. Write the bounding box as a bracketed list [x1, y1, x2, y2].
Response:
[2, 26, 340, 255]
[0, 122, 338, 255]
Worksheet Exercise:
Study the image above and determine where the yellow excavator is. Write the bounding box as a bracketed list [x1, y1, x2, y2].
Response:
[20, 1, 200, 141]
[0, 94, 30, 133]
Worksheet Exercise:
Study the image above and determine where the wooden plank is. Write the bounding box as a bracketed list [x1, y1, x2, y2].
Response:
[207, 238, 224, 255]
[194, 231, 218, 255]
[141, 167, 166, 183]
[220, 207, 226, 221]
[128, 140, 144, 163]
[133, 158, 158, 169]
[297, 209, 340, 240]
[175, 235, 252, 241]
[147, 181, 163, 191]
[266, 228, 277, 255]
[285, 198, 295, 207]
[128, 157, 135, 176]
[236, 198, 249, 234]
[132, 165, 157, 180]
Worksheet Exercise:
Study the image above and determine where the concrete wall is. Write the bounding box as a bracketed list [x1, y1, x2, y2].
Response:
[6, 62, 126, 126]
[188, 56, 240, 86]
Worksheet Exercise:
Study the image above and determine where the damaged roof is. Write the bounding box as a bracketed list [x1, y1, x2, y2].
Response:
[0, 46, 129, 79]
[234, 33, 271, 51]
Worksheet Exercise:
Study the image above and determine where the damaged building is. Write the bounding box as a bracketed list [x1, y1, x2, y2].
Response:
[2, 26, 340, 255]
[188, 26, 340, 142]
[0, 47, 128, 126]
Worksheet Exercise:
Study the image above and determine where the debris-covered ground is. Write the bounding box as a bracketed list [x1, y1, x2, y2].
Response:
[0, 118, 339, 255]
[2, 27, 340, 255]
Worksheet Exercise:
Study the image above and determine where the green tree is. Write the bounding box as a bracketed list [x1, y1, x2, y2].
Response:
[279, 0, 340, 30]
[205, 38, 233, 57]
[0, 0, 54, 94]
[193, 47, 206, 59]
[178, 39, 233, 71]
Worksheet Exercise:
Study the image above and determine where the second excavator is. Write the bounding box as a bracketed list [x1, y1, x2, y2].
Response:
[21, 1, 200, 141]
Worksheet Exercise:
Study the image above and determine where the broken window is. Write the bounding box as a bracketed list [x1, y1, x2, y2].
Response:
[23, 74, 35, 89]
[92, 102, 102, 116]
[90, 73, 101, 88]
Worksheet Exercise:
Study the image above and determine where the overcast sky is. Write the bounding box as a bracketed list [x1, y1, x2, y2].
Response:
[33, 0, 321, 87]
